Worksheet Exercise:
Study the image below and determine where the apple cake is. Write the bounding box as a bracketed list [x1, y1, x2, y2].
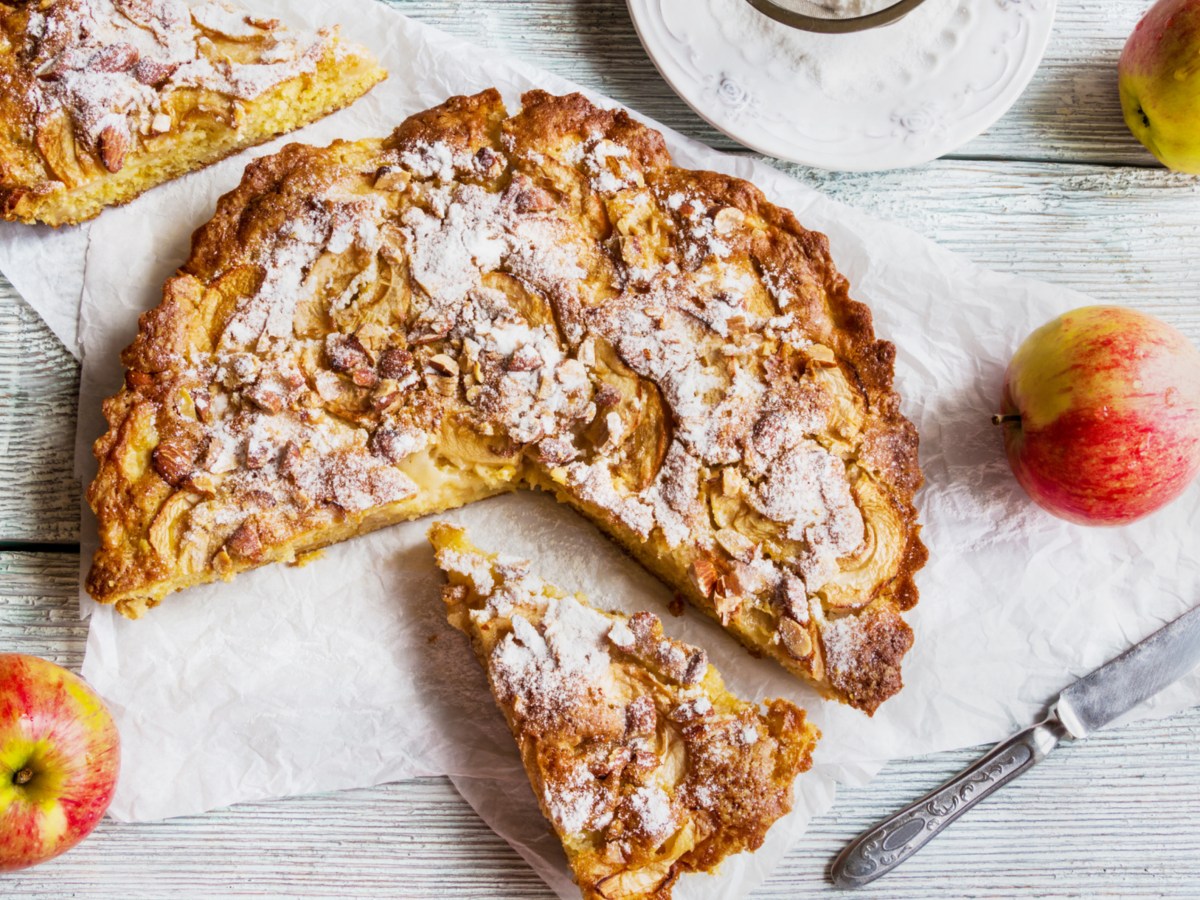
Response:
[0, 0, 385, 226]
[87, 89, 926, 713]
[430, 522, 818, 900]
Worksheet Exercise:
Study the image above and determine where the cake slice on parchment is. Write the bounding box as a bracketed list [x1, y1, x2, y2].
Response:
[0, 0, 385, 225]
[430, 522, 819, 900]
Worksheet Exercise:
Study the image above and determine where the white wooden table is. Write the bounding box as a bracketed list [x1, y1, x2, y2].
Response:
[3, 1, 1200, 896]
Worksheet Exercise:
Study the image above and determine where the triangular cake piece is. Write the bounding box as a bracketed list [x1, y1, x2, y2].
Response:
[86, 89, 926, 712]
[430, 523, 818, 900]
[0, 0, 384, 225]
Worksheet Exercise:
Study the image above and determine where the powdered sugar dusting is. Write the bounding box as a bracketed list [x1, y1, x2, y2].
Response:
[402, 185, 507, 335]
[581, 138, 638, 195]
[454, 290, 594, 445]
[755, 443, 860, 540]
[607, 618, 636, 650]
[13, 0, 337, 172]
[189, 1, 263, 38]
[644, 442, 704, 549]
[221, 197, 385, 350]
[545, 759, 614, 835]
[563, 459, 656, 539]
[670, 696, 713, 722]
[625, 785, 676, 840]
[598, 299, 720, 430]
[399, 173, 590, 346]
[490, 596, 615, 729]
[436, 548, 496, 595]
[819, 612, 869, 677]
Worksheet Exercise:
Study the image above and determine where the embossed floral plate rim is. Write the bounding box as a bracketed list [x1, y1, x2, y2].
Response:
[626, 0, 1058, 171]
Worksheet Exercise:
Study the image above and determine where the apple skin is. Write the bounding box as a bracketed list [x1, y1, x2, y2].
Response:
[0, 654, 119, 872]
[998, 305, 1200, 526]
[1119, 0, 1200, 173]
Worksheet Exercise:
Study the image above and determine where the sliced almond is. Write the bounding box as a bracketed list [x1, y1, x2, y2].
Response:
[806, 343, 838, 367]
[713, 206, 745, 235]
[720, 466, 742, 497]
[429, 353, 459, 377]
[377, 347, 414, 380]
[728, 560, 767, 596]
[350, 368, 379, 388]
[715, 527, 755, 562]
[776, 573, 809, 623]
[91, 42, 140, 73]
[133, 59, 178, 87]
[374, 165, 411, 192]
[152, 436, 200, 486]
[690, 556, 721, 599]
[224, 519, 264, 561]
[779, 617, 812, 660]
[97, 124, 129, 173]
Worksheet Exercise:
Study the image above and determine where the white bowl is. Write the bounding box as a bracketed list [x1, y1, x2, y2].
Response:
[626, 0, 1058, 171]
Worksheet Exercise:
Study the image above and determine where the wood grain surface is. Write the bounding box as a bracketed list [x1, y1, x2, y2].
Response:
[2, 0, 1200, 897]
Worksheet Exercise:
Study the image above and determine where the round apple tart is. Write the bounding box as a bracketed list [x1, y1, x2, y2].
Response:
[87, 89, 927, 713]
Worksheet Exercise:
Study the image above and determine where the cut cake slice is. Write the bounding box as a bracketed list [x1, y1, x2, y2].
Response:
[0, 0, 385, 225]
[430, 522, 819, 900]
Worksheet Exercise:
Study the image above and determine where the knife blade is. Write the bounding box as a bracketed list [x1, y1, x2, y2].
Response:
[831, 601, 1200, 889]
[1055, 603, 1200, 738]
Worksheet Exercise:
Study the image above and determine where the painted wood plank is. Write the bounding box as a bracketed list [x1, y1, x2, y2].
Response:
[0, 286, 80, 545]
[962, 0, 1152, 165]
[1, 550, 1199, 898]
[785, 161, 1200, 338]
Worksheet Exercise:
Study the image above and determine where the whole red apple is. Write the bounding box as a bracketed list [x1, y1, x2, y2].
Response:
[996, 305, 1200, 525]
[0, 654, 119, 872]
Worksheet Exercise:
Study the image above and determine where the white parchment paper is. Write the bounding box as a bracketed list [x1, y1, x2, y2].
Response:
[0, 2, 1198, 897]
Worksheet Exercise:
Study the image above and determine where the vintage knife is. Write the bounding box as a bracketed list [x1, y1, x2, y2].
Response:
[832, 602, 1200, 888]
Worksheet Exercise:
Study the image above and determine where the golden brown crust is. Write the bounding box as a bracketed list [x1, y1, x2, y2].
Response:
[177, 139, 357, 283]
[431, 523, 818, 900]
[506, 89, 673, 173]
[0, 0, 385, 226]
[87, 89, 926, 711]
[383, 86, 509, 160]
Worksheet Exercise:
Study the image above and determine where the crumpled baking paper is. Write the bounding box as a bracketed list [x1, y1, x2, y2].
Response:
[0, 1, 1197, 897]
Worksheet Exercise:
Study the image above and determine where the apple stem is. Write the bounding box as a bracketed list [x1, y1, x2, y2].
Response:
[13, 768, 33, 786]
[992, 413, 1022, 426]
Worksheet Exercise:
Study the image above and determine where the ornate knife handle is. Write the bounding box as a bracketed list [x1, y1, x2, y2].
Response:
[832, 714, 1070, 889]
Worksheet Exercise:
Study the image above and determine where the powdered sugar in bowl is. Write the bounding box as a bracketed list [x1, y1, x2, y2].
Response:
[626, 0, 1058, 170]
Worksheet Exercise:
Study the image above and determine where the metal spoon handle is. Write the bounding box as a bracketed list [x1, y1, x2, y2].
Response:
[831, 715, 1070, 889]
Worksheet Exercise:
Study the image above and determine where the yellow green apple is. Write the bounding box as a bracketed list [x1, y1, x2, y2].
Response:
[996, 306, 1200, 525]
[0, 654, 120, 872]
[1119, 0, 1200, 172]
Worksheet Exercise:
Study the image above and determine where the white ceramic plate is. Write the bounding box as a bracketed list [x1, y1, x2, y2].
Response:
[626, 0, 1058, 171]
